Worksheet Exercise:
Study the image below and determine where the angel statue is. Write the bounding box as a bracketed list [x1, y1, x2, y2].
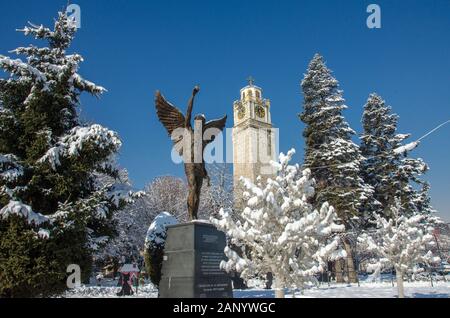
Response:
[155, 86, 227, 221]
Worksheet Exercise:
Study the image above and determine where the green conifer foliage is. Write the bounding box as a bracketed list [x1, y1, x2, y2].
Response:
[0, 12, 133, 297]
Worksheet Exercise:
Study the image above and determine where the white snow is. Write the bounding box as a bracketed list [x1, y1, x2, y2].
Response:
[358, 201, 439, 276]
[0, 56, 47, 83]
[357, 200, 440, 297]
[234, 281, 450, 298]
[89, 235, 109, 251]
[212, 149, 346, 294]
[393, 141, 420, 154]
[39, 124, 122, 170]
[37, 228, 50, 239]
[106, 182, 136, 207]
[60, 279, 450, 298]
[61, 279, 158, 298]
[0, 154, 24, 182]
[145, 212, 178, 247]
[119, 263, 140, 273]
[0, 200, 50, 226]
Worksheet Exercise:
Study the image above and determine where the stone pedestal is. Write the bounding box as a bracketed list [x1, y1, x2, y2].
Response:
[159, 221, 233, 298]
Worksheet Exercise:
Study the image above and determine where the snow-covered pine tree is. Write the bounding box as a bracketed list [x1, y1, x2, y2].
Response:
[395, 157, 433, 215]
[0, 12, 134, 297]
[358, 200, 440, 298]
[144, 212, 178, 286]
[413, 182, 435, 216]
[299, 54, 376, 282]
[360, 93, 434, 217]
[211, 149, 346, 298]
[360, 93, 407, 217]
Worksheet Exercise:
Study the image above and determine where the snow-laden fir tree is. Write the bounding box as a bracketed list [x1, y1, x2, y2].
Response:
[299, 54, 376, 282]
[0, 12, 135, 297]
[360, 93, 434, 217]
[211, 149, 346, 298]
[360, 93, 406, 217]
[143, 212, 178, 286]
[358, 200, 440, 298]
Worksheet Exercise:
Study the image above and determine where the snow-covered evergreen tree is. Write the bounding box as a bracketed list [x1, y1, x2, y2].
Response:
[300, 54, 376, 222]
[360, 93, 434, 217]
[360, 94, 404, 217]
[358, 200, 440, 298]
[211, 149, 346, 298]
[395, 157, 433, 216]
[144, 212, 178, 286]
[300, 54, 376, 282]
[0, 12, 134, 297]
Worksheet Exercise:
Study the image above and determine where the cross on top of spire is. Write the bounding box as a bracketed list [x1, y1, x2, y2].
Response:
[247, 76, 255, 86]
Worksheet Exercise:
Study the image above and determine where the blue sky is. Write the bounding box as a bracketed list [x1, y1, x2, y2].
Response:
[1, 0, 449, 221]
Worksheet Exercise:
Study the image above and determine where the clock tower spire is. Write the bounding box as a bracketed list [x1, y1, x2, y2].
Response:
[233, 77, 272, 125]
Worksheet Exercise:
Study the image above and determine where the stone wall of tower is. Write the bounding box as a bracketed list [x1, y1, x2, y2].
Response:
[232, 82, 277, 210]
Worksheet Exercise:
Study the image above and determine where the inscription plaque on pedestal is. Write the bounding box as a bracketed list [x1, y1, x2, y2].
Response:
[159, 222, 233, 298]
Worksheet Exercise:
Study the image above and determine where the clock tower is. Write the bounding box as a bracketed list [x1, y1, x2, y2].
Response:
[232, 78, 277, 206]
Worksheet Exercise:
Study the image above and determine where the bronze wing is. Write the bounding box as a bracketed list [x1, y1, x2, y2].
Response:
[203, 115, 227, 147]
[155, 91, 186, 156]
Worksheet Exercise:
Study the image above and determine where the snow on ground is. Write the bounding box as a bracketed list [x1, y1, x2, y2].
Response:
[62, 279, 158, 298]
[61, 278, 449, 298]
[235, 281, 450, 298]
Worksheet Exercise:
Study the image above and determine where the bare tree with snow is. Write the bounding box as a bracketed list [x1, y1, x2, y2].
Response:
[97, 176, 185, 261]
[358, 200, 440, 298]
[98, 168, 235, 263]
[199, 163, 234, 220]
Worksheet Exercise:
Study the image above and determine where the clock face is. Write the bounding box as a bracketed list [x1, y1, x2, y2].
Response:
[237, 104, 245, 120]
[255, 104, 265, 118]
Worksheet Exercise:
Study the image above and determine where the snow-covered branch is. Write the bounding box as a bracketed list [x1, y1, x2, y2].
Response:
[357, 200, 440, 297]
[211, 149, 346, 297]
[38, 124, 122, 170]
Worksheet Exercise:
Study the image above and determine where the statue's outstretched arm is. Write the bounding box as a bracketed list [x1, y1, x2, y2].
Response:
[185, 86, 200, 128]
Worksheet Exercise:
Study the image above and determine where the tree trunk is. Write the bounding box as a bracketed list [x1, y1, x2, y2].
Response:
[396, 269, 405, 298]
[335, 259, 344, 283]
[342, 237, 358, 284]
[274, 276, 285, 298]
